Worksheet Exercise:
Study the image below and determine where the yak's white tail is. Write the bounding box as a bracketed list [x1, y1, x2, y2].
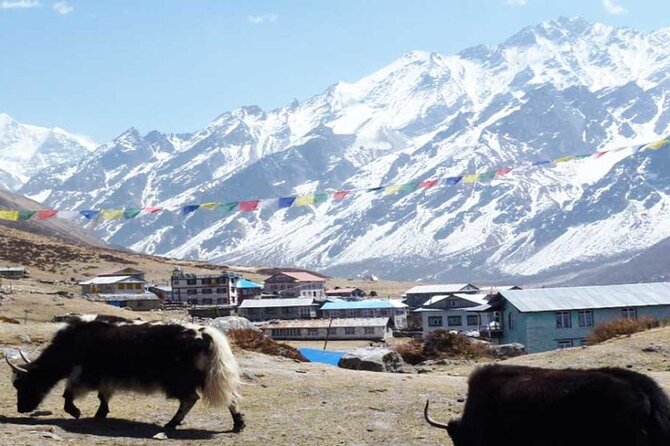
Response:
[201, 327, 242, 408]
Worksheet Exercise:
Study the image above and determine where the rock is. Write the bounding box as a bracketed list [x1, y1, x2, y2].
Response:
[242, 371, 259, 382]
[489, 343, 527, 359]
[338, 347, 411, 373]
[209, 316, 257, 333]
[30, 410, 53, 417]
[642, 344, 663, 353]
[152, 432, 169, 440]
[37, 432, 63, 441]
[19, 334, 32, 343]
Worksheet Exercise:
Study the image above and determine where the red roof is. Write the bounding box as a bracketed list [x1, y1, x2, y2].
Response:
[281, 271, 326, 282]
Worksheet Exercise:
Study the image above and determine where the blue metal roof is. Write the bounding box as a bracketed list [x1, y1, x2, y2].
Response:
[237, 279, 263, 289]
[320, 299, 406, 310]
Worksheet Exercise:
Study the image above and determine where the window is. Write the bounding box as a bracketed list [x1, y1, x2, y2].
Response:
[186, 289, 198, 295]
[300, 307, 312, 318]
[555, 311, 572, 328]
[187, 298, 198, 305]
[307, 328, 319, 336]
[557, 339, 573, 349]
[328, 328, 337, 335]
[273, 328, 301, 337]
[266, 307, 276, 315]
[186, 279, 196, 285]
[201, 278, 212, 285]
[346, 309, 357, 317]
[345, 327, 355, 335]
[448, 300, 457, 307]
[428, 316, 443, 327]
[202, 298, 213, 305]
[216, 288, 226, 294]
[282, 307, 292, 314]
[467, 315, 479, 326]
[447, 316, 462, 327]
[217, 298, 226, 304]
[578, 310, 593, 327]
[364, 327, 375, 334]
[622, 308, 637, 319]
[202, 288, 212, 294]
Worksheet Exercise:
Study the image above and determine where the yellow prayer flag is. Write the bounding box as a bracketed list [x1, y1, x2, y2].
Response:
[385, 185, 401, 194]
[553, 156, 574, 164]
[102, 209, 124, 220]
[0, 210, 19, 221]
[646, 138, 670, 150]
[200, 202, 219, 210]
[295, 196, 315, 206]
[462, 174, 480, 184]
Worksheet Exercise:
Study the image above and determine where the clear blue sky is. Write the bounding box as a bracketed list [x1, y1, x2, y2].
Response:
[0, 0, 668, 143]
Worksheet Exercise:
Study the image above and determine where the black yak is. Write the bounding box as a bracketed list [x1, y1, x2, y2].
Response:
[6, 315, 245, 432]
[424, 364, 670, 446]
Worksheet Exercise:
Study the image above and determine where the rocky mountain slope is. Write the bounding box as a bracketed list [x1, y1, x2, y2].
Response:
[17, 17, 670, 284]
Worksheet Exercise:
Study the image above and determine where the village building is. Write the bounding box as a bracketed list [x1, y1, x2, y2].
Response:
[260, 317, 392, 341]
[87, 293, 161, 311]
[80, 275, 146, 295]
[169, 268, 240, 306]
[0, 266, 27, 279]
[324, 287, 366, 300]
[263, 271, 327, 299]
[237, 279, 263, 303]
[320, 299, 409, 329]
[237, 297, 319, 322]
[414, 293, 501, 339]
[499, 282, 670, 353]
[402, 283, 480, 310]
[96, 267, 146, 281]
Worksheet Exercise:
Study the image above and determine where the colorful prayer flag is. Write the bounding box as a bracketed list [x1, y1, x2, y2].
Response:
[444, 176, 462, 186]
[553, 156, 574, 164]
[367, 186, 383, 192]
[478, 172, 496, 182]
[123, 208, 141, 219]
[102, 210, 123, 220]
[0, 210, 19, 221]
[314, 193, 329, 204]
[239, 200, 260, 212]
[418, 179, 438, 188]
[385, 185, 401, 194]
[216, 202, 238, 213]
[594, 151, 607, 158]
[399, 182, 420, 192]
[462, 174, 480, 184]
[200, 202, 219, 210]
[295, 195, 315, 206]
[278, 197, 296, 208]
[645, 138, 670, 150]
[37, 210, 58, 220]
[496, 168, 513, 176]
[18, 211, 36, 221]
[80, 210, 100, 220]
[144, 207, 163, 214]
[332, 191, 350, 201]
[180, 205, 200, 215]
[532, 160, 552, 166]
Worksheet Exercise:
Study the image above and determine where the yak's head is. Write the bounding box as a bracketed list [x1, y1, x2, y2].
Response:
[6, 351, 47, 413]
[424, 400, 466, 446]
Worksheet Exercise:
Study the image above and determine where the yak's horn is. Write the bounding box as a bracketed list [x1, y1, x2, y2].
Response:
[18, 350, 31, 364]
[424, 400, 450, 429]
[5, 356, 27, 374]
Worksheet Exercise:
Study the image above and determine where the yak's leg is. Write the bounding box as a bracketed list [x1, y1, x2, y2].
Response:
[62, 389, 81, 419]
[228, 399, 245, 433]
[94, 391, 111, 419]
[164, 393, 199, 431]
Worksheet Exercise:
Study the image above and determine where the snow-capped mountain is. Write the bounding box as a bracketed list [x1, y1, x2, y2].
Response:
[0, 113, 96, 191]
[19, 17, 670, 284]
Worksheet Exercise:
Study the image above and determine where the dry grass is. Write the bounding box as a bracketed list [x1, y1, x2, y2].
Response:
[227, 329, 307, 362]
[392, 330, 491, 365]
[586, 317, 662, 345]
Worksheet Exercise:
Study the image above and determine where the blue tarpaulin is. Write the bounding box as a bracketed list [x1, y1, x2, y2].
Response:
[299, 348, 345, 366]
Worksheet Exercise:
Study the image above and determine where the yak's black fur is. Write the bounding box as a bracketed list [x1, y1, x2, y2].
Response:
[426, 364, 670, 446]
[9, 317, 244, 432]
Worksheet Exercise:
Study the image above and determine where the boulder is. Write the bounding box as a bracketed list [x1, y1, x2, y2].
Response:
[489, 343, 527, 359]
[338, 347, 411, 373]
[209, 316, 257, 333]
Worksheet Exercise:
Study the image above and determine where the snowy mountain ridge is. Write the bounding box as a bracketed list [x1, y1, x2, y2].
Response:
[16, 17, 670, 285]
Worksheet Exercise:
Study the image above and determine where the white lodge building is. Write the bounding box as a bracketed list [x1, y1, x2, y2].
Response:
[169, 268, 240, 306]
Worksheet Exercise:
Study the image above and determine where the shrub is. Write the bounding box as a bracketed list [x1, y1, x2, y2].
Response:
[226, 328, 308, 362]
[423, 329, 491, 360]
[586, 317, 661, 345]
[391, 340, 427, 365]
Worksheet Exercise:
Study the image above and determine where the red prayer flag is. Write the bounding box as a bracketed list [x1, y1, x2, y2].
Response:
[239, 200, 260, 212]
[418, 179, 438, 188]
[332, 191, 350, 201]
[496, 168, 513, 176]
[144, 207, 163, 214]
[594, 151, 607, 158]
[37, 210, 58, 220]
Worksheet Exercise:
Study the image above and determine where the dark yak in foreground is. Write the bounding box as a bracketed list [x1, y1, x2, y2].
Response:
[425, 364, 670, 446]
[6, 315, 245, 432]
